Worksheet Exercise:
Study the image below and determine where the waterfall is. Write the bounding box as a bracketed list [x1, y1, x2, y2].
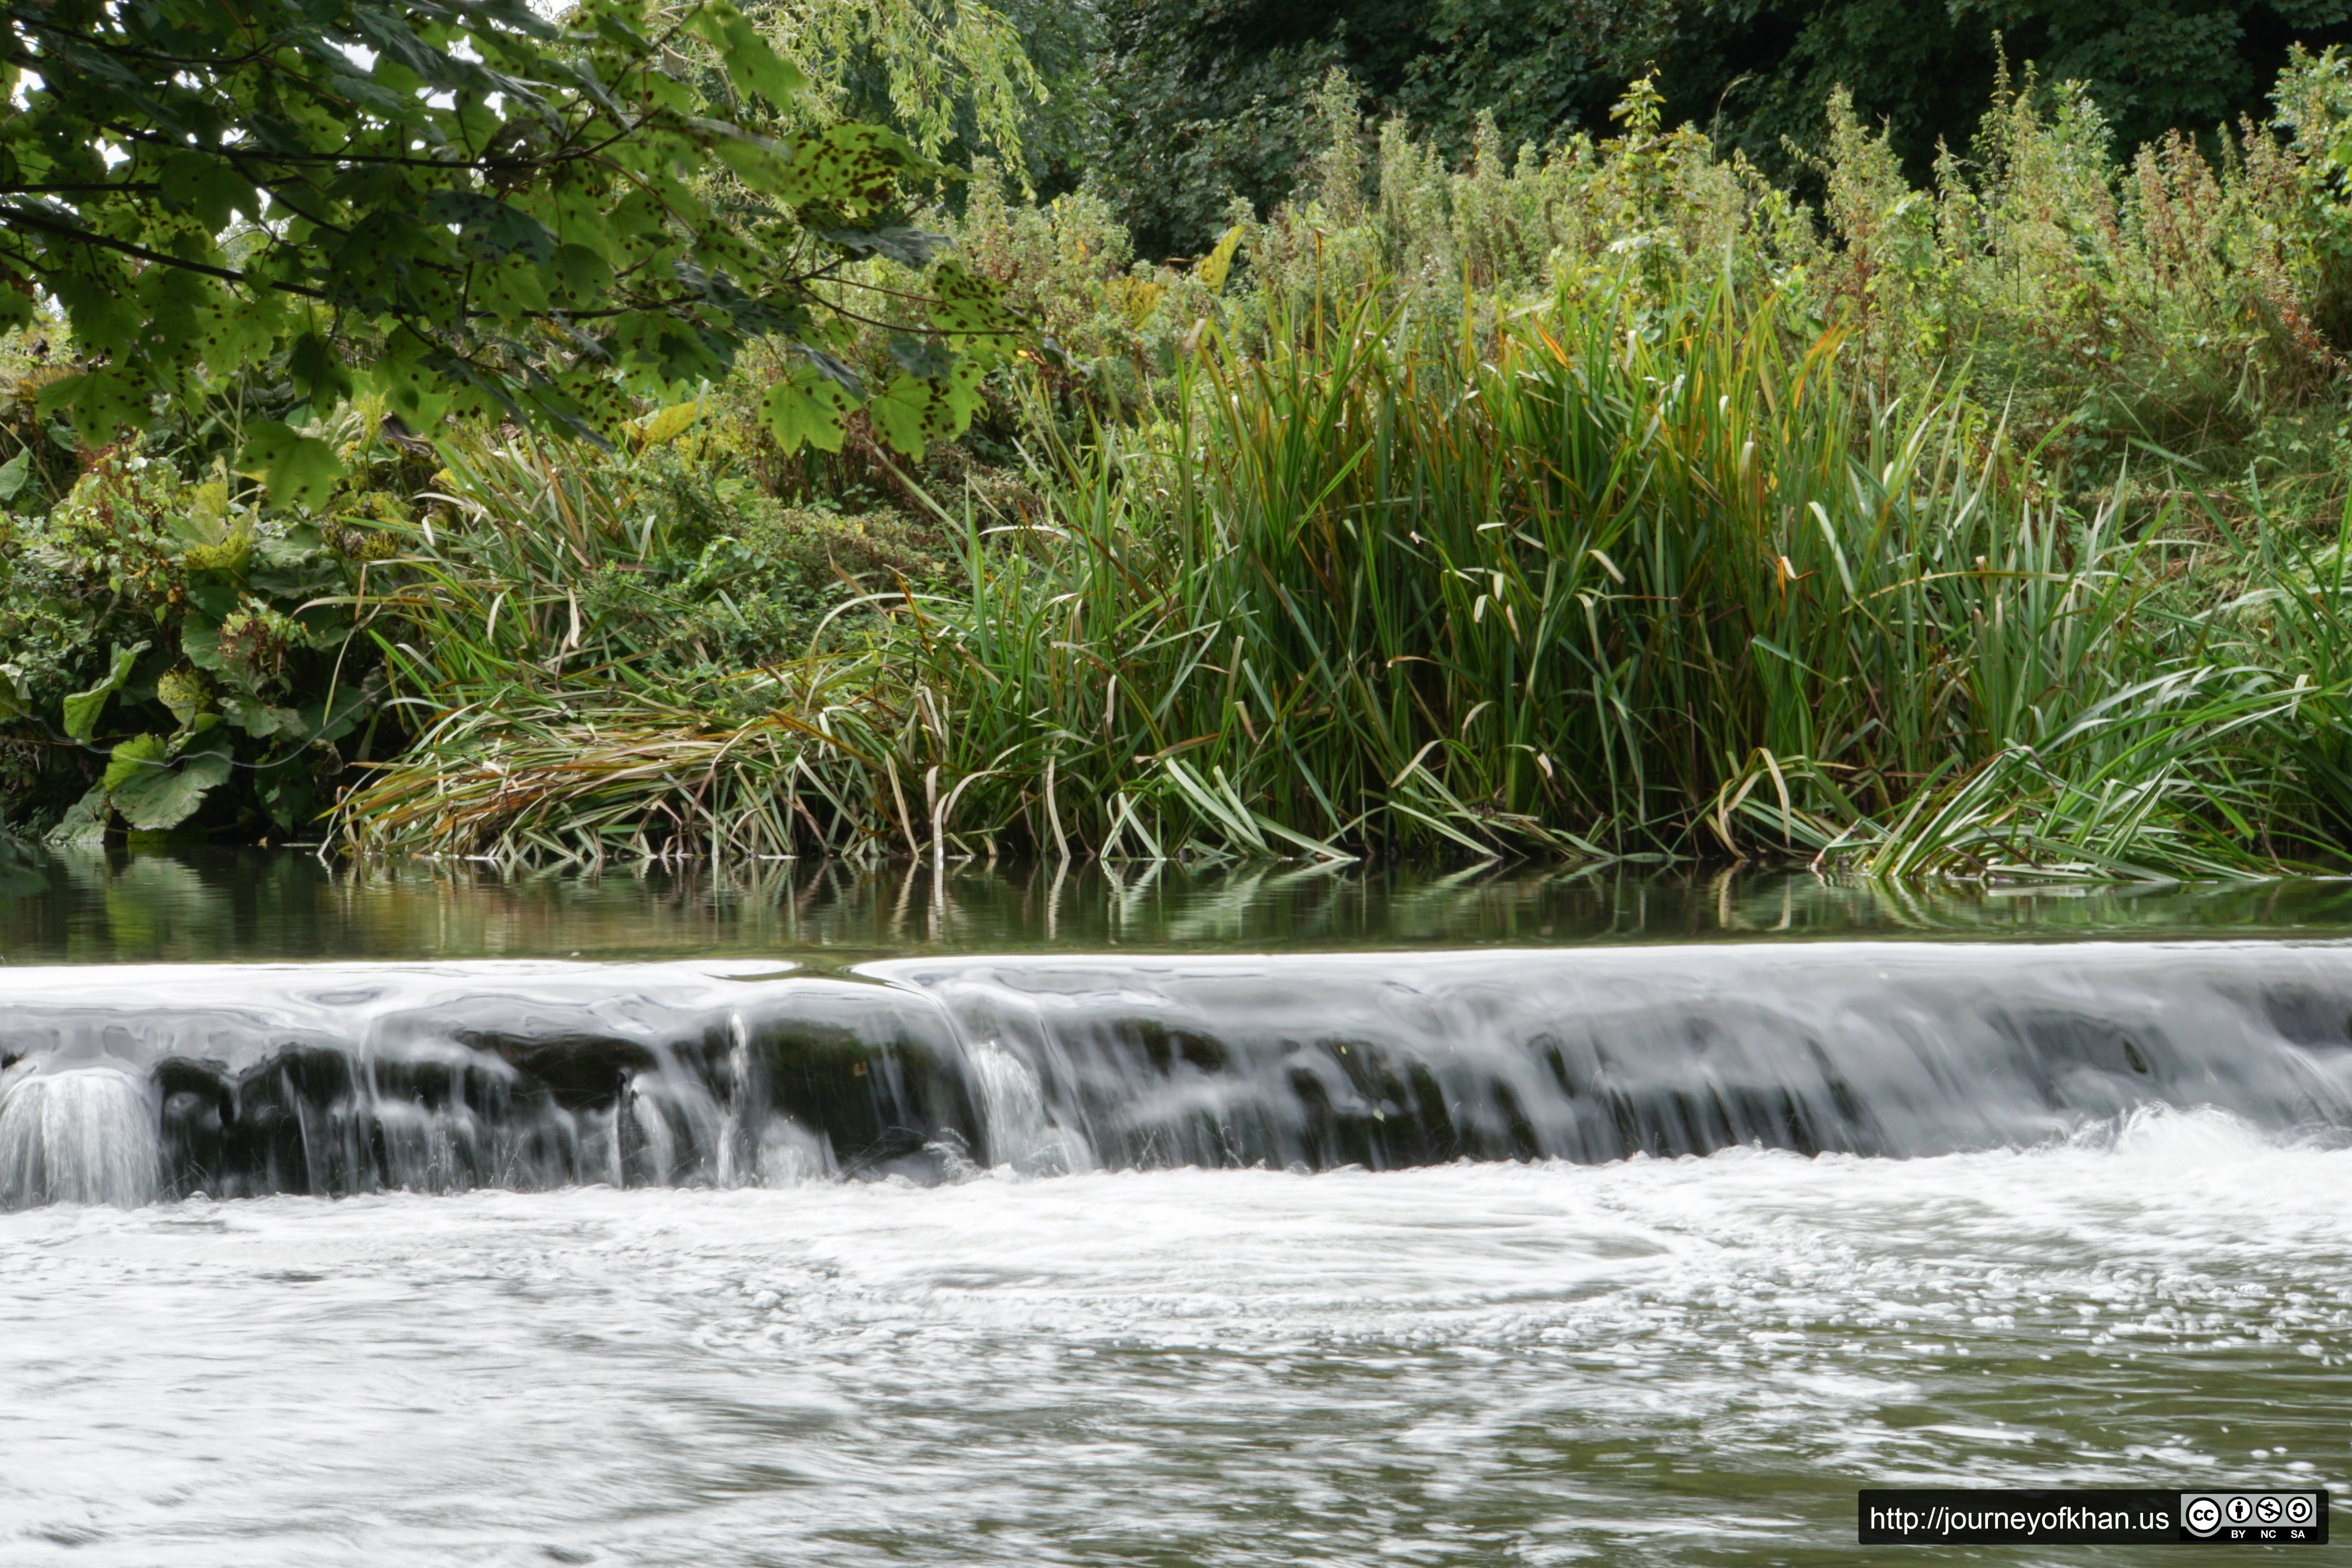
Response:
[966, 1041, 1093, 1176]
[626, 1080, 679, 1185]
[758, 1116, 838, 1186]
[0, 946, 2348, 1208]
[0, 1068, 159, 1209]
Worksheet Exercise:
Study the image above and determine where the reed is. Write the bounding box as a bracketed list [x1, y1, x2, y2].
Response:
[335, 269, 2346, 876]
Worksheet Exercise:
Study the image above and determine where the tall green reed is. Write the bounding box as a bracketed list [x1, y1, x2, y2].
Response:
[338, 275, 2343, 876]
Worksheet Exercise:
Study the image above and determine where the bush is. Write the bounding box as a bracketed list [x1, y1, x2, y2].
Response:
[0, 453, 387, 841]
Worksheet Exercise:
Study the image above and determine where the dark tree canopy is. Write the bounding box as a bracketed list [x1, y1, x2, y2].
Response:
[1685, 0, 2352, 182]
[0, 0, 1020, 504]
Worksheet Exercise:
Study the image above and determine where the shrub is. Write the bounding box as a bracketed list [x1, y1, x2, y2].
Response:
[0, 454, 385, 840]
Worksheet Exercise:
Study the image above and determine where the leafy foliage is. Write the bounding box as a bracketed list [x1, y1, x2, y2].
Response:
[1689, 1, 2352, 186]
[0, 453, 387, 839]
[0, 0, 1018, 498]
[746, 0, 1064, 180]
[320, 48, 2352, 876]
[27, 16, 2352, 879]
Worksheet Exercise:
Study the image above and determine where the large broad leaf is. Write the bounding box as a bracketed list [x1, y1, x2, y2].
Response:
[223, 697, 302, 738]
[236, 421, 344, 511]
[760, 364, 856, 454]
[927, 260, 1025, 339]
[43, 785, 110, 850]
[35, 369, 149, 442]
[784, 123, 925, 219]
[866, 363, 984, 460]
[108, 736, 233, 830]
[1197, 224, 1246, 293]
[0, 447, 29, 502]
[687, 4, 808, 109]
[61, 641, 146, 741]
[102, 733, 169, 793]
[421, 190, 558, 265]
[182, 619, 227, 673]
[638, 397, 707, 445]
[160, 148, 258, 229]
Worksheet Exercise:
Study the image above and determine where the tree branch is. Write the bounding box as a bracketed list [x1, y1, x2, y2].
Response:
[2, 203, 318, 296]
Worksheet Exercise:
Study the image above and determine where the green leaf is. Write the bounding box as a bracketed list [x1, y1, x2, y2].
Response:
[866, 374, 931, 457]
[35, 370, 148, 440]
[161, 149, 256, 229]
[235, 422, 344, 511]
[547, 242, 614, 305]
[421, 190, 558, 265]
[784, 123, 926, 219]
[61, 641, 146, 741]
[224, 697, 301, 738]
[183, 619, 227, 672]
[866, 362, 983, 459]
[0, 447, 27, 502]
[196, 293, 290, 374]
[705, 126, 803, 199]
[1197, 224, 1245, 293]
[109, 737, 232, 831]
[288, 332, 354, 405]
[760, 364, 856, 454]
[639, 398, 707, 445]
[689, 4, 809, 109]
[157, 666, 213, 728]
[928, 260, 1025, 339]
[102, 733, 169, 793]
[43, 785, 110, 850]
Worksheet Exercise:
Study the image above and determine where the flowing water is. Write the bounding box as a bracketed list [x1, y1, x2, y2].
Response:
[3, 850, 2349, 1563]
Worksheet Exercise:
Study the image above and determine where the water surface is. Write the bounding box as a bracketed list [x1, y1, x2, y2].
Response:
[5, 1114, 2345, 1565]
[10, 845, 2352, 964]
[3, 846, 2347, 1563]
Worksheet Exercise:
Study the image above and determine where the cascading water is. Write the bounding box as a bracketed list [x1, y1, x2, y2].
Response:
[2, 941, 2350, 1207]
[965, 1040, 1093, 1175]
[0, 1067, 158, 1209]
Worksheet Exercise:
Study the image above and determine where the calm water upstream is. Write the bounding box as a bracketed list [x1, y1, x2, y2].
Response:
[2, 849, 2348, 1564]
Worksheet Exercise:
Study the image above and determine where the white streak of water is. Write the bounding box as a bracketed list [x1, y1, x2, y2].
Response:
[967, 1039, 1092, 1175]
[0, 1068, 158, 1209]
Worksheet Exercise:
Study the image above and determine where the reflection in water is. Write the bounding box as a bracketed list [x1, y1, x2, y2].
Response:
[9, 845, 2352, 963]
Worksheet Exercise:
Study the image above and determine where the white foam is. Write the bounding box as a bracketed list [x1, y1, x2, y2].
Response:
[756, 1115, 837, 1187]
[0, 1142, 2346, 1565]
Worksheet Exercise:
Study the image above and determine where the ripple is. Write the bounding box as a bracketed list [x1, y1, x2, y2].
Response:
[0, 1125, 2345, 1564]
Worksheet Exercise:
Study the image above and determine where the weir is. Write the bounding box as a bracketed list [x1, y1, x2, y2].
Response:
[3, 942, 2350, 1209]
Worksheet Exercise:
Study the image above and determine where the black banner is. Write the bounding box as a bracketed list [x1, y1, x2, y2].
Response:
[1858, 1489, 2329, 1545]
